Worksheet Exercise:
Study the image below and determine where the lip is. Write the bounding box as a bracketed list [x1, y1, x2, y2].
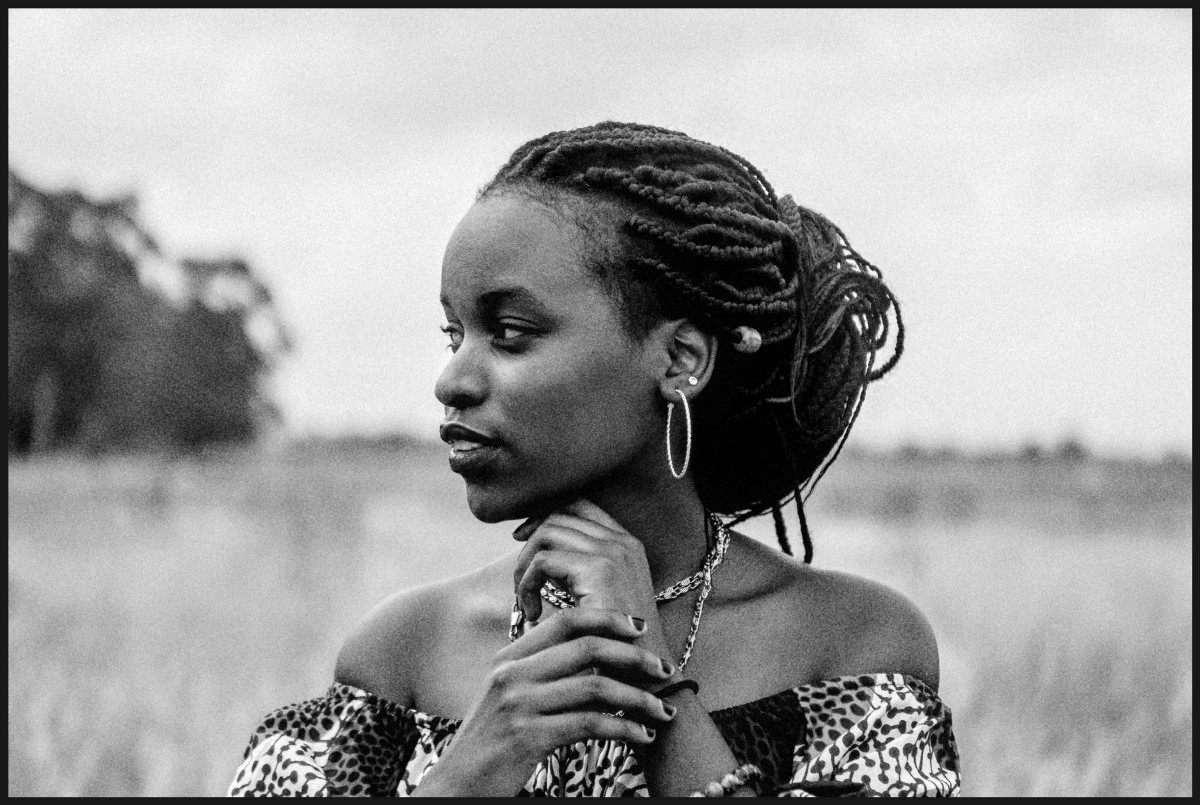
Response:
[447, 442, 503, 475]
[439, 422, 501, 447]
[440, 421, 503, 475]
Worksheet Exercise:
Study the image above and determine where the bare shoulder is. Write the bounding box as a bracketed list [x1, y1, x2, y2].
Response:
[334, 553, 517, 708]
[727, 535, 940, 691]
[333, 580, 448, 707]
[807, 566, 941, 690]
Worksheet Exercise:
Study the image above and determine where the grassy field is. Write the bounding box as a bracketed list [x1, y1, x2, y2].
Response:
[7, 442, 1192, 796]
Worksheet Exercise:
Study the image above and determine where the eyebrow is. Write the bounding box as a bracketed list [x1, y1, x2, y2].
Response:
[441, 287, 552, 317]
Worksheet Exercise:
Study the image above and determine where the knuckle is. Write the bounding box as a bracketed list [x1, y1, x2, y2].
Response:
[508, 711, 530, 733]
[497, 681, 525, 711]
[577, 635, 603, 661]
[580, 711, 605, 734]
[490, 661, 517, 690]
[582, 675, 605, 698]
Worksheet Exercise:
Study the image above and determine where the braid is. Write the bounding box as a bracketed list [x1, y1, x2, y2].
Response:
[771, 503, 793, 557]
[481, 121, 904, 558]
[795, 492, 814, 564]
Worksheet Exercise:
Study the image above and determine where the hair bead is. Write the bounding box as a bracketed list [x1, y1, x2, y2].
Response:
[732, 326, 762, 354]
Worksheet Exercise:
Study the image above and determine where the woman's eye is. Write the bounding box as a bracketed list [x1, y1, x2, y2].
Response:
[441, 322, 535, 353]
[491, 322, 540, 349]
[495, 324, 527, 341]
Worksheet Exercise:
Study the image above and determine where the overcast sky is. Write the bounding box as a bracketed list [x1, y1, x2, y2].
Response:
[8, 9, 1192, 458]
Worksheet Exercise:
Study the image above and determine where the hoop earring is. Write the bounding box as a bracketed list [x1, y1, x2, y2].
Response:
[666, 387, 693, 480]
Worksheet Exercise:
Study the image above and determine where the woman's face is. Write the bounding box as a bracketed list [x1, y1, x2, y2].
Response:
[435, 194, 665, 522]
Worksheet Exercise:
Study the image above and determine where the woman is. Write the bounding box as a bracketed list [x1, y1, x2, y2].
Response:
[229, 122, 960, 797]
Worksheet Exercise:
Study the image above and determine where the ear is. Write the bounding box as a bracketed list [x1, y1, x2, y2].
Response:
[651, 319, 718, 403]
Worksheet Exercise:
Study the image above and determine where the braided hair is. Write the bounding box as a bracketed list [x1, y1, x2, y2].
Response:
[480, 122, 903, 563]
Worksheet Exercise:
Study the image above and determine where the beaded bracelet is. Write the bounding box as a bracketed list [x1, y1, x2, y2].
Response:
[688, 763, 763, 797]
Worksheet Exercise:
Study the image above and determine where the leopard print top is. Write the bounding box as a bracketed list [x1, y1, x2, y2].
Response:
[229, 673, 959, 796]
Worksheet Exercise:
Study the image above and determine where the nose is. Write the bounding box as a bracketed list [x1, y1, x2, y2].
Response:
[434, 338, 487, 410]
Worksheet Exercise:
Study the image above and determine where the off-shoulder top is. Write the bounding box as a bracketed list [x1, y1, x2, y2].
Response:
[229, 673, 959, 797]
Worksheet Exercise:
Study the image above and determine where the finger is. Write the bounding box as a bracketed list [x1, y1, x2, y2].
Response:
[517, 632, 675, 684]
[512, 521, 606, 606]
[500, 607, 649, 660]
[515, 548, 597, 622]
[534, 675, 676, 724]
[538, 710, 658, 747]
[560, 499, 627, 533]
[539, 511, 616, 541]
[511, 514, 549, 542]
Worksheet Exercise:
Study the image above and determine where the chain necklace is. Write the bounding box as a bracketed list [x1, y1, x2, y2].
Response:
[508, 512, 731, 674]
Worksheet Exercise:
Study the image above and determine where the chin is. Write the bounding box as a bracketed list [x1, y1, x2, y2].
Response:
[462, 478, 578, 525]
[466, 498, 512, 524]
[462, 483, 528, 524]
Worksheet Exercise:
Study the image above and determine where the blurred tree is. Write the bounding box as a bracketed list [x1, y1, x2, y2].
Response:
[1053, 435, 1089, 463]
[8, 168, 290, 455]
[1161, 450, 1192, 470]
[1018, 441, 1045, 463]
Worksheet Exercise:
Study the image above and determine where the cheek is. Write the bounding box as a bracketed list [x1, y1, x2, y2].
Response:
[504, 354, 654, 460]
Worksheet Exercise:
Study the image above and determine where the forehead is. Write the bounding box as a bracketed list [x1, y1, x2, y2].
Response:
[440, 194, 604, 310]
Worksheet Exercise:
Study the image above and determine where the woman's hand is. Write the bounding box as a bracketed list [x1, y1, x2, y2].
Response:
[413, 607, 676, 797]
[512, 499, 661, 633]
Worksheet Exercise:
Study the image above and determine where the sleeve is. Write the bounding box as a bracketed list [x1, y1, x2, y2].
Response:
[228, 683, 425, 797]
[778, 674, 961, 797]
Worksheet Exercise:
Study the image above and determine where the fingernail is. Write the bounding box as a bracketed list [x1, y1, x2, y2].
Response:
[629, 616, 646, 633]
[644, 726, 656, 739]
[660, 659, 675, 676]
[512, 515, 547, 541]
[662, 702, 677, 718]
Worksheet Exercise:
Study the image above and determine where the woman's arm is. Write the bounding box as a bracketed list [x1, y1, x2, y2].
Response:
[634, 680, 757, 796]
[409, 607, 676, 797]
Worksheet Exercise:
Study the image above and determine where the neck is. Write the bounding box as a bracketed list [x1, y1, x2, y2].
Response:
[584, 469, 711, 592]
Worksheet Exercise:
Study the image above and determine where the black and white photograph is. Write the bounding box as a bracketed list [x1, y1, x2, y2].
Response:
[8, 9, 1191, 797]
